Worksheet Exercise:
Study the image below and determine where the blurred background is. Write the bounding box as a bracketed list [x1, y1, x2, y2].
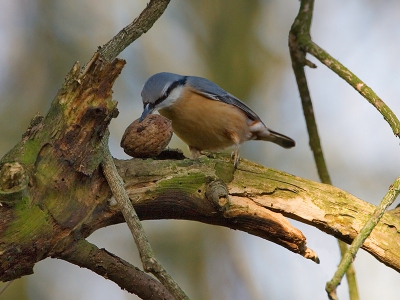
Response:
[1, 0, 400, 299]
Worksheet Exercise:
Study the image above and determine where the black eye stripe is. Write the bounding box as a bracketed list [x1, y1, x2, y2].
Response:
[154, 76, 187, 106]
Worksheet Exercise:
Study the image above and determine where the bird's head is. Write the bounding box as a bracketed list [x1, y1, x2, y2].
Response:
[140, 72, 187, 122]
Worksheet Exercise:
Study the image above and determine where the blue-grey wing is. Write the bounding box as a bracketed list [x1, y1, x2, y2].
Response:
[186, 76, 262, 121]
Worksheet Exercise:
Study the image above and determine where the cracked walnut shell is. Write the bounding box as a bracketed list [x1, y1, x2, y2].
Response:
[120, 114, 173, 158]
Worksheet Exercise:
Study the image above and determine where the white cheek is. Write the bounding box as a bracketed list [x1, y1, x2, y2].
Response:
[157, 85, 184, 109]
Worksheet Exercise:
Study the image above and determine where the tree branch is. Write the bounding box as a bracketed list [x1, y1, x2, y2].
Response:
[289, 0, 331, 184]
[98, 0, 171, 62]
[85, 155, 400, 272]
[289, 1, 358, 298]
[2, 149, 400, 286]
[59, 239, 175, 300]
[290, 1, 400, 138]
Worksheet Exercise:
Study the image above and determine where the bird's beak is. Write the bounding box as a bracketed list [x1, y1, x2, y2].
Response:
[139, 103, 154, 122]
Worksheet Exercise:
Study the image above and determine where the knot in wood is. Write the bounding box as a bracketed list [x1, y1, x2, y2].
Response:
[205, 180, 230, 209]
[0, 162, 26, 191]
[0, 162, 28, 206]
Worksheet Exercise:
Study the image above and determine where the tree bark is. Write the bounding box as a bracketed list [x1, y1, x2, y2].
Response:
[112, 155, 400, 272]
[0, 57, 122, 281]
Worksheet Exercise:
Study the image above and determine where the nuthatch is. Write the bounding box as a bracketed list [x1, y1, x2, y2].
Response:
[139, 72, 295, 167]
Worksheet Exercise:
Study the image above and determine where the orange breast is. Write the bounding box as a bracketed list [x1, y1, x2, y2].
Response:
[159, 89, 251, 151]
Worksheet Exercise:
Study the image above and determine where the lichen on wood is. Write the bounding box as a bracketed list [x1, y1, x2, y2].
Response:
[0, 56, 123, 281]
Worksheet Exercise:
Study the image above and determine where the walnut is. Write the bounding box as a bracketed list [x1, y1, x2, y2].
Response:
[120, 114, 173, 158]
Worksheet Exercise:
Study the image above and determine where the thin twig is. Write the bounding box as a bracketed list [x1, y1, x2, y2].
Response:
[101, 134, 189, 300]
[337, 241, 358, 300]
[326, 177, 400, 300]
[98, 0, 171, 62]
[289, 1, 359, 299]
[306, 41, 400, 137]
[289, 0, 331, 184]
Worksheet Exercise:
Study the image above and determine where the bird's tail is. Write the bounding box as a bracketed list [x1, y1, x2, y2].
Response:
[265, 129, 295, 148]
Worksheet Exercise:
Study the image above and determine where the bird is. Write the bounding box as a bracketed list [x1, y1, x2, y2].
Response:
[139, 72, 295, 167]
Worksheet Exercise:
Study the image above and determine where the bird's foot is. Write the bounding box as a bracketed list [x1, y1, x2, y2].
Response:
[230, 149, 240, 169]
